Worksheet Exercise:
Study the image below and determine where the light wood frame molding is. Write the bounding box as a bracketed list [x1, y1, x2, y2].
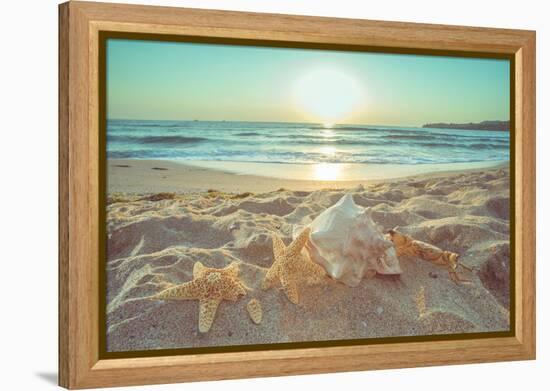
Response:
[59, 1, 536, 389]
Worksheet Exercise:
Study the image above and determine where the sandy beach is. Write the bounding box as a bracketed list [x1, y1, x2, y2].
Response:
[107, 158, 505, 193]
[105, 159, 510, 352]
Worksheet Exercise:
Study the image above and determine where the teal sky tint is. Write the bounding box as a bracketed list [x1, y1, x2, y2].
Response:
[106, 39, 510, 126]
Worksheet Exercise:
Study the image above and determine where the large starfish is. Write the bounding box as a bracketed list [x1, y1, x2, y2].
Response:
[262, 228, 326, 304]
[151, 261, 247, 333]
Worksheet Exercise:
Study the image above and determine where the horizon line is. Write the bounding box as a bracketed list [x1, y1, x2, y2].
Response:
[106, 117, 511, 128]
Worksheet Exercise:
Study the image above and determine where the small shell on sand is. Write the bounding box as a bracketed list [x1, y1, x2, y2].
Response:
[388, 228, 459, 268]
[246, 299, 262, 324]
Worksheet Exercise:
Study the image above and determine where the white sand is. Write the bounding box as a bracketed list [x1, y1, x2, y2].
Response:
[105, 161, 510, 352]
[107, 159, 507, 193]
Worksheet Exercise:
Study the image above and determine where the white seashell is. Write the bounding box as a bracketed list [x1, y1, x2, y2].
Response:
[295, 193, 402, 287]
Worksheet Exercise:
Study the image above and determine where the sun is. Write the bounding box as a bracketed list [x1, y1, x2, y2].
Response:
[293, 69, 364, 125]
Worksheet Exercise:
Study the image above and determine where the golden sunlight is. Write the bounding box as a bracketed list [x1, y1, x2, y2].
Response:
[321, 129, 334, 138]
[319, 146, 336, 156]
[293, 69, 364, 124]
[312, 163, 342, 181]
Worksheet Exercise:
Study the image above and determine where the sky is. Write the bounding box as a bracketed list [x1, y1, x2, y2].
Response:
[106, 39, 510, 126]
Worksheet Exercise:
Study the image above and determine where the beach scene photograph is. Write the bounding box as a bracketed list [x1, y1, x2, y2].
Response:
[104, 39, 511, 353]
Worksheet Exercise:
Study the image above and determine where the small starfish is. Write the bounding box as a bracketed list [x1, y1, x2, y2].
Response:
[262, 228, 326, 304]
[151, 261, 247, 333]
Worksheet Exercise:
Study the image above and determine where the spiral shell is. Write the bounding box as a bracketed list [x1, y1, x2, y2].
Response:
[296, 193, 402, 287]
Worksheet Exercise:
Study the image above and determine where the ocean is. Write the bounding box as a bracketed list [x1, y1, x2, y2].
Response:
[107, 120, 510, 165]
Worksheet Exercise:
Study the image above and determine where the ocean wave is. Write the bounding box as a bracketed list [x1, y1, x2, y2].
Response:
[109, 124, 186, 129]
[417, 142, 506, 149]
[106, 120, 510, 165]
[234, 132, 260, 136]
[308, 125, 426, 133]
[108, 134, 508, 150]
[108, 135, 208, 145]
[107, 146, 509, 164]
[318, 126, 389, 131]
[108, 150, 153, 159]
[383, 133, 504, 142]
[468, 143, 508, 149]
[385, 134, 435, 140]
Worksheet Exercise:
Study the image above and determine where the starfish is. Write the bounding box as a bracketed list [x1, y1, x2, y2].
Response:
[151, 261, 247, 333]
[262, 228, 326, 304]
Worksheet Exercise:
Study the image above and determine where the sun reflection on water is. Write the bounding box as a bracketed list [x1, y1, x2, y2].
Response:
[313, 163, 342, 181]
[319, 146, 336, 156]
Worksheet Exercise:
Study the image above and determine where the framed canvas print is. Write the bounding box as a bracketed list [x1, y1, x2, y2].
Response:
[58, 1, 536, 389]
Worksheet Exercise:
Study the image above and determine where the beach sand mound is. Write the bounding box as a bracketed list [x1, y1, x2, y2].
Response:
[105, 168, 510, 352]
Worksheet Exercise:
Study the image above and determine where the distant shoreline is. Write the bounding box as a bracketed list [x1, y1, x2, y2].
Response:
[422, 120, 509, 131]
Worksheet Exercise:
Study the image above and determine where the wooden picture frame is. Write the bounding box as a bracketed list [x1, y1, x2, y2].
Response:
[59, 1, 536, 389]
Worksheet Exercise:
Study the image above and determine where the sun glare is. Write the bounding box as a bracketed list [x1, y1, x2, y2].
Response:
[319, 146, 336, 156]
[321, 129, 334, 138]
[293, 69, 364, 125]
[313, 163, 342, 181]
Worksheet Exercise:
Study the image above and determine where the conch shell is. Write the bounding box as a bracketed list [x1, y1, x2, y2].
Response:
[295, 194, 402, 287]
